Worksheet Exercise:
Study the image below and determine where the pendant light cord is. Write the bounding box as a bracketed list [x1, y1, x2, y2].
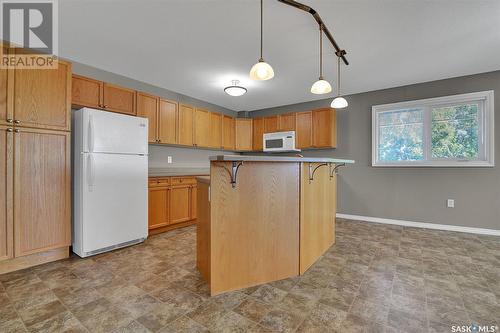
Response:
[260, 0, 263, 61]
[337, 54, 341, 96]
[319, 24, 323, 79]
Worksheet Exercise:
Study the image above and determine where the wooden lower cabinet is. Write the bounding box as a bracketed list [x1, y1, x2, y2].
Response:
[13, 128, 71, 257]
[148, 176, 198, 235]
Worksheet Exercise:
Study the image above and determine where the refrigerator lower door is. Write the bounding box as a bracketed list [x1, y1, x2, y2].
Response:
[80, 152, 148, 256]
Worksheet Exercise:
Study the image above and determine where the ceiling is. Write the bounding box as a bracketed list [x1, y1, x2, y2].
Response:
[59, 0, 500, 111]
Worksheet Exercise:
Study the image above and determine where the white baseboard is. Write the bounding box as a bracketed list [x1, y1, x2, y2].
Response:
[336, 213, 500, 236]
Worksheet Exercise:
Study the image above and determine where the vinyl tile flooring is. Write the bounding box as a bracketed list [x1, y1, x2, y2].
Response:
[1, 219, 499, 333]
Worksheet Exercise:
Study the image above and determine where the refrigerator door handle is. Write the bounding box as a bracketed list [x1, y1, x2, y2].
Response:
[88, 115, 95, 153]
[87, 154, 95, 191]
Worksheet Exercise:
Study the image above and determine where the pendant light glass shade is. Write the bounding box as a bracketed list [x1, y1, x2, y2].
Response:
[311, 78, 332, 94]
[331, 52, 348, 109]
[311, 24, 331, 94]
[224, 80, 247, 96]
[250, 59, 274, 81]
[331, 96, 348, 108]
[250, 0, 274, 81]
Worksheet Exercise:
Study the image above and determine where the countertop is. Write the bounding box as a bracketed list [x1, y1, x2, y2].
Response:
[196, 176, 210, 184]
[209, 155, 355, 164]
[148, 167, 210, 177]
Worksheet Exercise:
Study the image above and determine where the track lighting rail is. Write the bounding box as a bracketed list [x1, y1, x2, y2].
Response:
[277, 0, 349, 66]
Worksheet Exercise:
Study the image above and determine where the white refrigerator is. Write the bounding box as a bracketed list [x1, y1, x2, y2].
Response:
[73, 108, 148, 257]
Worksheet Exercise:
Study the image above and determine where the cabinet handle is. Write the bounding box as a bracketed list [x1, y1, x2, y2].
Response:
[6, 119, 13, 123]
[6, 128, 13, 132]
[14, 129, 19, 133]
[13, 120, 20, 124]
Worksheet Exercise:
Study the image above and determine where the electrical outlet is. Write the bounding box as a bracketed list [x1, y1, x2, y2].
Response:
[447, 199, 455, 208]
[167, 156, 172, 164]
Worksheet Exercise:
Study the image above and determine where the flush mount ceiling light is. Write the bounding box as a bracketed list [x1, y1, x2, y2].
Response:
[249, 0, 274, 81]
[224, 80, 247, 97]
[311, 24, 332, 95]
[331, 50, 348, 109]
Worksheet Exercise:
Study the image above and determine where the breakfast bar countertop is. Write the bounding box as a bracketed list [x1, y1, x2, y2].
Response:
[148, 167, 210, 177]
[209, 155, 355, 164]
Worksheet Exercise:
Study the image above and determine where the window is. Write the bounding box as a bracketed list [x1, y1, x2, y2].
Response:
[372, 91, 494, 167]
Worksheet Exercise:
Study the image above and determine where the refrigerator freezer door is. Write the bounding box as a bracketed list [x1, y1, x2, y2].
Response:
[81, 152, 148, 254]
[81, 108, 148, 155]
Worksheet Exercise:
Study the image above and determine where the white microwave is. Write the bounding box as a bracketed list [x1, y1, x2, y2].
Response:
[263, 131, 300, 152]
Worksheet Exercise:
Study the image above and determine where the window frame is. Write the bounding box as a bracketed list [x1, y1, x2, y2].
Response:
[372, 91, 494, 167]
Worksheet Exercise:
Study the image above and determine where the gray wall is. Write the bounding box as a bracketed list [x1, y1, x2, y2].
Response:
[72, 62, 238, 168]
[251, 71, 500, 231]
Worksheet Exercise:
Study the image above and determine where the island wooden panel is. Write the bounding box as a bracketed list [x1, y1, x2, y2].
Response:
[196, 180, 210, 283]
[299, 162, 336, 274]
[209, 161, 300, 295]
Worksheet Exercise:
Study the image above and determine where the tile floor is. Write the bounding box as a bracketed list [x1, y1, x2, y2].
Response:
[1, 219, 499, 333]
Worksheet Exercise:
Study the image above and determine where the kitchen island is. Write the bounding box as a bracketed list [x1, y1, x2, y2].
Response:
[196, 155, 354, 295]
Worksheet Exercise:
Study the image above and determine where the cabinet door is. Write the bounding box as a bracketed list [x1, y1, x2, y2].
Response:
[103, 83, 136, 116]
[296, 111, 312, 149]
[148, 187, 169, 229]
[264, 116, 279, 133]
[312, 108, 336, 148]
[252, 118, 265, 151]
[0, 45, 11, 125]
[194, 108, 210, 147]
[222, 115, 235, 150]
[158, 99, 178, 144]
[170, 185, 191, 224]
[278, 113, 296, 132]
[71, 75, 103, 109]
[235, 118, 252, 151]
[14, 128, 70, 257]
[190, 185, 197, 220]
[13, 61, 71, 131]
[0, 126, 13, 261]
[209, 112, 223, 149]
[178, 104, 194, 146]
[136, 92, 158, 143]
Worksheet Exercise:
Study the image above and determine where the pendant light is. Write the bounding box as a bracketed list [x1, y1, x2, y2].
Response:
[249, 0, 274, 81]
[331, 51, 348, 109]
[224, 80, 247, 97]
[310, 24, 332, 94]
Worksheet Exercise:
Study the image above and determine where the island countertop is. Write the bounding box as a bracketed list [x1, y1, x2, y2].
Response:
[209, 154, 355, 164]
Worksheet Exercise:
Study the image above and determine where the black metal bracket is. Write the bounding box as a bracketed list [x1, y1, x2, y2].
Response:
[230, 161, 243, 188]
[308, 162, 328, 182]
[329, 162, 346, 178]
[277, 0, 349, 65]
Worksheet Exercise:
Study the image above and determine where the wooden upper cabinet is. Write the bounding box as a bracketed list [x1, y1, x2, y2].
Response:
[13, 61, 71, 131]
[13, 128, 70, 257]
[148, 187, 169, 230]
[264, 116, 279, 133]
[222, 115, 235, 150]
[296, 111, 312, 149]
[170, 185, 191, 224]
[278, 113, 296, 132]
[178, 104, 194, 146]
[252, 118, 265, 151]
[312, 108, 336, 148]
[158, 99, 178, 145]
[103, 83, 136, 116]
[71, 75, 103, 109]
[0, 45, 10, 125]
[0, 126, 13, 261]
[194, 108, 210, 147]
[136, 92, 159, 143]
[235, 118, 252, 151]
[209, 112, 223, 149]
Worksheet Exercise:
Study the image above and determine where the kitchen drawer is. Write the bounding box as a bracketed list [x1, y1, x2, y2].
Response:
[171, 177, 196, 186]
[149, 177, 171, 187]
